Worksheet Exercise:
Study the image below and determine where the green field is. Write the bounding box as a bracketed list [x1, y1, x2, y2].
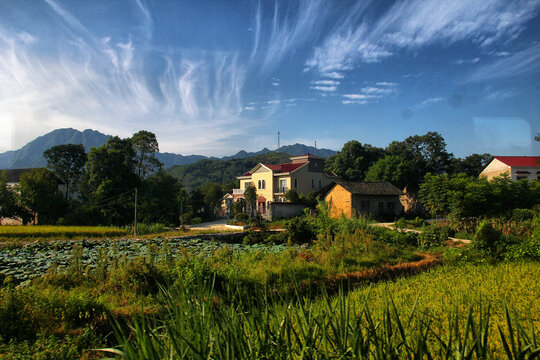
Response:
[0, 225, 128, 240]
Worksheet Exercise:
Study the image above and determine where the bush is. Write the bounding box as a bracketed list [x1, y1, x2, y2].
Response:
[511, 208, 536, 221]
[285, 217, 315, 244]
[190, 217, 202, 225]
[471, 221, 501, 254]
[417, 226, 448, 249]
[234, 213, 248, 222]
[395, 217, 407, 229]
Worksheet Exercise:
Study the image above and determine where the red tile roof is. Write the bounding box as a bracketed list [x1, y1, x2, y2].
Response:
[495, 156, 540, 167]
[263, 162, 306, 173]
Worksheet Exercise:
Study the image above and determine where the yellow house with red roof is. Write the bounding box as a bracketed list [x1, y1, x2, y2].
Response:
[479, 156, 540, 181]
[235, 154, 338, 215]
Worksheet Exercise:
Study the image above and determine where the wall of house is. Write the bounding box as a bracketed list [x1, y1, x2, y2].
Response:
[324, 185, 352, 218]
[291, 165, 334, 196]
[480, 159, 540, 180]
[269, 203, 307, 220]
[250, 167, 274, 203]
[352, 195, 402, 218]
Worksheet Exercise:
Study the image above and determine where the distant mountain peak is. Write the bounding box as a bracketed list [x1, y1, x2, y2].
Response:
[0, 128, 337, 170]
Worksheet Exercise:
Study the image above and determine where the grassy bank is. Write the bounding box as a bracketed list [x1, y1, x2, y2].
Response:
[0, 225, 127, 241]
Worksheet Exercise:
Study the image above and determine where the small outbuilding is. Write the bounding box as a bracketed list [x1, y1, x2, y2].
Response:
[323, 181, 403, 220]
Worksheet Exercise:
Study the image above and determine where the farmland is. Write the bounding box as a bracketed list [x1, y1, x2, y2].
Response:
[0, 210, 539, 359]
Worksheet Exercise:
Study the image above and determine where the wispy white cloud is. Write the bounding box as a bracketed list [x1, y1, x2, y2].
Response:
[255, 0, 328, 72]
[307, 0, 540, 78]
[467, 43, 540, 82]
[342, 82, 398, 105]
[311, 85, 337, 92]
[417, 97, 443, 109]
[455, 58, 480, 65]
[0, 3, 272, 156]
[312, 80, 340, 86]
[484, 89, 518, 102]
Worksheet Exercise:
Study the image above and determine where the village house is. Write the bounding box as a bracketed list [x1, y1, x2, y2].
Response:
[323, 180, 403, 219]
[231, 154, 338, 217]
[479, 156, 540, 181]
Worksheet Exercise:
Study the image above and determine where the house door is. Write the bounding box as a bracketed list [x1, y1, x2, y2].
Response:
[258, 196, 266, 214]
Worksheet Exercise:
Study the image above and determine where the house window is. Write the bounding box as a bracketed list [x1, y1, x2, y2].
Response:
[262, 179, 266, 189]
[387, 202, 394, 213]
[318, 180, 322, 188]
[244, 182, 250, 189]
[311, 179, 314, 188]
[279, 179, 287, 193]
[516, 176, 527, 180]
[258, 180, 261, 189]
[294, 178, 297, 188]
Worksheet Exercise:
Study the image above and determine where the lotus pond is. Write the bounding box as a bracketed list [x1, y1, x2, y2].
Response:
[0, 232, 291, 281]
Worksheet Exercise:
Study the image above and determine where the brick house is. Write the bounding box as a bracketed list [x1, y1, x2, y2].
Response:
[479, 156, 540, 181]
[323, 181, 403, 219]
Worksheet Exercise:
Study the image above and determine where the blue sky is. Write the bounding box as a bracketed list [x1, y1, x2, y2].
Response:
[1, 0, 539, 157]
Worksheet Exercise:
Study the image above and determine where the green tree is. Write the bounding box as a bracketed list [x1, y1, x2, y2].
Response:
[80, 136, 138, 225]
[0, 171, 21, 219]
[43, 144, 87, 199]
[418, 173, 450, 218]
[201, 183, 224, 218]
[138, 171, 180, 226]
[387, 131, 452, 189]
[450, 153, 492, 177]
[284, 189, 300, 202]
[325, 140, 385, 181]
[131, 130, 163, 178]
[19, 168, 65, 224]
[364, 155, 415, 189]
[244, 184, 257, 218]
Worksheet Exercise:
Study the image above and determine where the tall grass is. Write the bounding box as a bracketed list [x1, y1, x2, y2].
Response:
[98, 262, 540, 360]
[102, 270, 540, 359]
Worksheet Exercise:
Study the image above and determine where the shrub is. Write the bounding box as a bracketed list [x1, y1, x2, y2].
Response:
[190, 217, 202, 225]
[417, 226, 448, 249]
[471, 221, 501, 254]
[285, 216, 315, 244]
[234, 213, 248, 222]
[511, 208, 536, 221]
[395, 217, 407, 229]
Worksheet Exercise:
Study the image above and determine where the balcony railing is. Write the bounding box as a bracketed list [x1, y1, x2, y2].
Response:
[275, 187, 288, 194]
[232, 189, 245, 195]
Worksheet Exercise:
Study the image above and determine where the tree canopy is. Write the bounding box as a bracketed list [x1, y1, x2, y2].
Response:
[324, 141, 385, 181]
[43, 144, 87, 199]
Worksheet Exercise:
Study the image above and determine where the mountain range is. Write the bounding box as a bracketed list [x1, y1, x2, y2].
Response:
[0, 128, 336, 169]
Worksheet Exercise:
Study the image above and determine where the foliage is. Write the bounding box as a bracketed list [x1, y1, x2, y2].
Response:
[324, 140, 385, 181]
[471, 221, 502, 254]
[138, 171, 180, 226]
[19, 168, 66, 224]
[450, 153, 492, 177]
[43, 144, 87, 199]
[418, 173, 450, 217]
[124, 223, 166, 235]
[80, 136, 139, 225]
[417, 225, 448, 249]
[364, 155, 415, 189]
[166, 152, 290, 191]
[0, 171, 23, 220]
[131, 130, 163, 178]
[420, 173, 540, 220]
[284, 189, 300, 202]
[387, 131, 452, 190]
[284, 216, 315, 244]
[244, 184, 257, 218]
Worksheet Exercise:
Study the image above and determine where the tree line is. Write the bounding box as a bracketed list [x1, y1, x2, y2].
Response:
[0, 131, 234, 226]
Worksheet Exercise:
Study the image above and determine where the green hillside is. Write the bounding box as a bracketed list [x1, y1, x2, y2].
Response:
[167, 152, 292, 190]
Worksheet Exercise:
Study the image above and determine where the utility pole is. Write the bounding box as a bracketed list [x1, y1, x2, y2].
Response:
[314, 140, 317, 155]
[278, 131, 280, 152]
[134, 187, 138, 236]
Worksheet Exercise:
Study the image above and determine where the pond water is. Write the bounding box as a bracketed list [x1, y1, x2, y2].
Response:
[0, 233, 290, 281]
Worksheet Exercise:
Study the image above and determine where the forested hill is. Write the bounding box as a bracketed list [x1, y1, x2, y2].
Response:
[166, 152, 292, 190]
